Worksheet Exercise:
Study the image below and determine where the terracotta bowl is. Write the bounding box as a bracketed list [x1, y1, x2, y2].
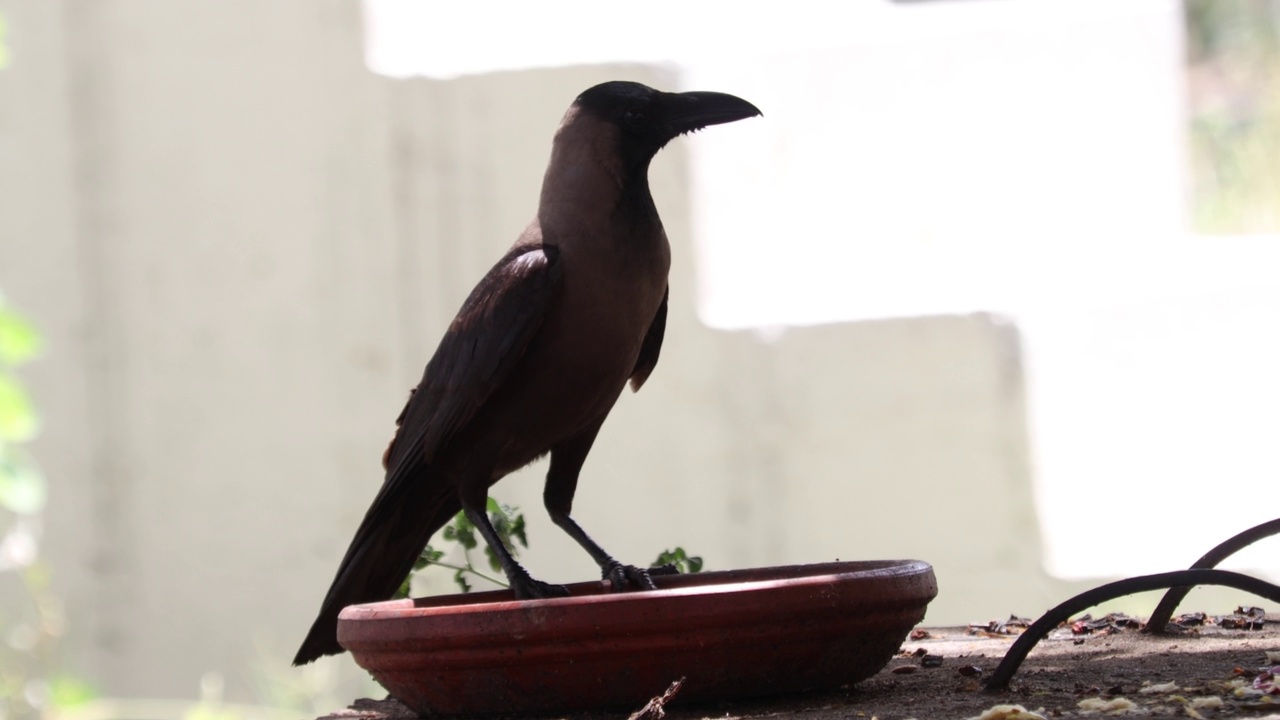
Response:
[339, 559, 937, 716]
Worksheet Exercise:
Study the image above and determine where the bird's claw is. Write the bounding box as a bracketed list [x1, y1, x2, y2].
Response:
[649, 562, 680, 577]
[603, 561, 667, 592]
[510, 574, 571, 600]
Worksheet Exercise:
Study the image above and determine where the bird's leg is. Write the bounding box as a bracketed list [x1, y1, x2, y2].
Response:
[546, 426, 668, 592]
[547, 509, 665, 591]
[460, 496, 568, 600]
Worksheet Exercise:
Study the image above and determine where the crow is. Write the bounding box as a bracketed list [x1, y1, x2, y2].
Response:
[294, 81, 760, 665]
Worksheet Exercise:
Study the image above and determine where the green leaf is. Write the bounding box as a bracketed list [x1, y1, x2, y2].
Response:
[403, 499, 527, 594]
[0, 444, 45, 514]
[485, 501, 527, 555]
[453, 568, 471, 593]
[392, 575, 411, 600]
[653, 548, 682, 566]
[653, 547, 704, 574]
[509, 514, 528, 549]
[0, 374, 37, 442]
[453, 516, 477, 550]
[412, 546, 435, 571]
[0, 308, 42, 366]
[490, 511, 510, 542]
[483, 544, 502, 573]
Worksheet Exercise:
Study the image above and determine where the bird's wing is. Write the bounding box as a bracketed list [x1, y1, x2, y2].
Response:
[294, 247, 561, 665]
[629, 285, 668, 392]
[383, 244, 564, 472]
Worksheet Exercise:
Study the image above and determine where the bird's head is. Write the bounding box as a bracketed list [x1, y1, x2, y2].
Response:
[560, 81, 762, 181]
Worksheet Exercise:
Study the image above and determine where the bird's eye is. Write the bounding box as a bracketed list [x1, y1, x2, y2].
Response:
[622, 108, 646, 129]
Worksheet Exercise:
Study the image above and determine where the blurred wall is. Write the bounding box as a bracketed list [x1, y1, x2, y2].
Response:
[0, 0, 1070, 708]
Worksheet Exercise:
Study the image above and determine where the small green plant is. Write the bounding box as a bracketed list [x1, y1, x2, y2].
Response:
[395, 498, 528, 597]
[395, 500, 704, 598]
[0, 291, 90, 719]
[0, 296, 44, 515]
[653, 547, 703, 574]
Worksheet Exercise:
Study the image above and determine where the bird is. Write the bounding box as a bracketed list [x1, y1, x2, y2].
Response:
[294, 80, 761, 665]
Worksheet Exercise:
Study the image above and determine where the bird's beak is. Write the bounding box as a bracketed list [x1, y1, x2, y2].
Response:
[662, 90, 762, 137]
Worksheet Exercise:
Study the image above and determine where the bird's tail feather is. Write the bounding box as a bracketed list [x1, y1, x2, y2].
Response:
[293, 466, 460, 665]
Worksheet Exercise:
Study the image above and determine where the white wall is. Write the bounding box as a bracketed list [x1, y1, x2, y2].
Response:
[2, 0, 1091, 709]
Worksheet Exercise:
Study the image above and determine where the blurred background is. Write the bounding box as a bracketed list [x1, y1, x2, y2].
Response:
[1, 0, 1278, 717]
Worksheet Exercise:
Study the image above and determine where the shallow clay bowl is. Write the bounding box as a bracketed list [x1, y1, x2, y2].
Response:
[339, 559, 937, 716]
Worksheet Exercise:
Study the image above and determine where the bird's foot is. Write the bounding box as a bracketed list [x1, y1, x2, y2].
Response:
[602, 561, 675, 592]
[509, 573, 570, 600]
[649, 562, 681, 577]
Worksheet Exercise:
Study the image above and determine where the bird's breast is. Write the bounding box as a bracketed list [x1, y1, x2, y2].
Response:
[540, 247, 667, 394]
[491, 232, 669, 450]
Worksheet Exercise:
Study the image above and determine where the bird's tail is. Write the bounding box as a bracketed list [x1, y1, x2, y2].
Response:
[293, 466, 460, 665]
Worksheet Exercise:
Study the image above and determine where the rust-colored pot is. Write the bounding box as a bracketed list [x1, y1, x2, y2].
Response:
[339, 559, 937, 716]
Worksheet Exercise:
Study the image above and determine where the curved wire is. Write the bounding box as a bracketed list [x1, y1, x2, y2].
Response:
[1143, 518, 1280, 634]
[984, 569, 1280, 692]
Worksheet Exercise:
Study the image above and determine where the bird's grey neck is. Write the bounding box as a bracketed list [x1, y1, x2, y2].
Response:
[538, 136, 660, 236]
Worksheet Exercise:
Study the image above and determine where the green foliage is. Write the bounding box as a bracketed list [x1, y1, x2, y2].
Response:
[481, 496, 527, 572]
[0, 295, 44, 518]
[0, 375, 38, 443]
[394, 501, 703, 598]
[0, 291, 68, 719]
[1185, 0, 1280, 233]
[0, 303, 41, 447]
[653, 547, 704, 574]
[394, 499, 528, 598]
[0, 444, 45, 516]
[0, 308, 41, 365]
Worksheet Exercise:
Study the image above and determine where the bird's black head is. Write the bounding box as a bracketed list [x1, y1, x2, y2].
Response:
[571, 81, 761, 174]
